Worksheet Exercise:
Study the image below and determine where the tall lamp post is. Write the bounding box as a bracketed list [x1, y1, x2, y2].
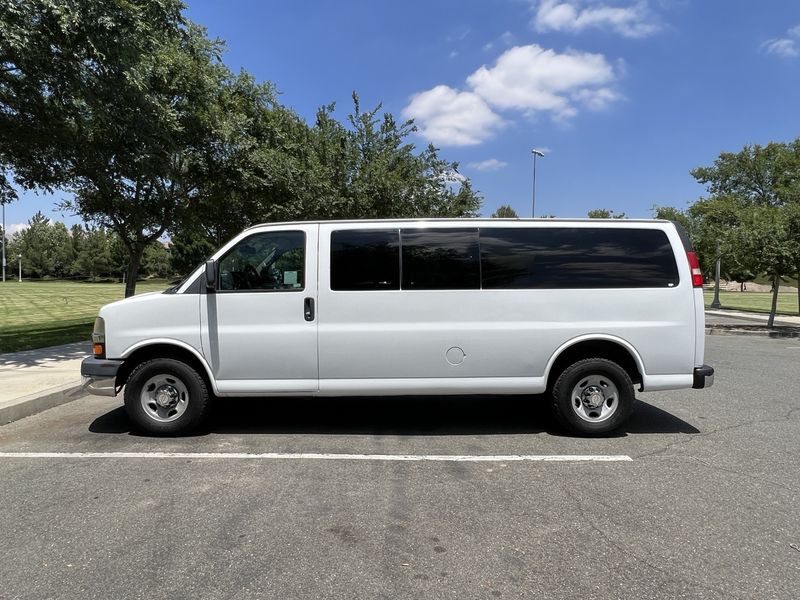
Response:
[18, 253, 22, 283]
[2, 200, 6, 282]
[531, 149, 545, 218]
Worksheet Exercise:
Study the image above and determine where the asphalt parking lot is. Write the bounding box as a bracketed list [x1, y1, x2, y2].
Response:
[1, 335, 798, 600]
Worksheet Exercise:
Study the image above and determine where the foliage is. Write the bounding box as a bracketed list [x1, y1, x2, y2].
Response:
[1, 3, 483, 296]
[0, 1, 229, 296]
[587, 209, 626, 219]
[8, 218, 173, 280]
[491, 204, 519, 218]
[691, 139, 800, 324]
[691, 142, 800, 207]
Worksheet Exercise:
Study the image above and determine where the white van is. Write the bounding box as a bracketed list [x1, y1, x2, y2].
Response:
[81, 219, 713, 436]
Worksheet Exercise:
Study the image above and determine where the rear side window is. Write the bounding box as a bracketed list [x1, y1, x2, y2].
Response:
[331, 230, 400, 290]
[480, 227, 679, 289]
[401, 228, 480, 290]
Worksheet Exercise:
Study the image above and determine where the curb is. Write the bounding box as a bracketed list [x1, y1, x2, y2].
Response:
[0, 381, 85, 426]
[706, 325, 800, 338]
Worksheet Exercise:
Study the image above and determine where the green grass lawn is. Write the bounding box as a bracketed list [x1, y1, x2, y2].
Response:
[704, 291, 800, 316]
[0, 280, 170, 353]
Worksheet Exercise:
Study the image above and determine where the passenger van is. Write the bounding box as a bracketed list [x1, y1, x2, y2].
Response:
[81, 219, 714, 436]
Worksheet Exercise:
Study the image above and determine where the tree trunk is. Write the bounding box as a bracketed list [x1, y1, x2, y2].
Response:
[710, 254, 722, 308]
[124, 246, 144, 298]
[767, 275, 780, 328]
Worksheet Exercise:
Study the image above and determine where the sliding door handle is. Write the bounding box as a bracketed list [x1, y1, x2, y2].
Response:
[304, 297, 315, 322]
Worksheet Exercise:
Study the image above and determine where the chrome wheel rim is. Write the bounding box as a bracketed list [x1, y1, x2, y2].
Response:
[140, 374, 189, 423]
[570, 374, 619, 423]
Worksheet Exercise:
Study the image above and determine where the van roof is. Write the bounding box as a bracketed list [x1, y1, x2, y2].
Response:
[244, 217, 672, 231]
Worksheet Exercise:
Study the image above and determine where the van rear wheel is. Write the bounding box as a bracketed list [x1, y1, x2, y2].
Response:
[124, 358, 211, 436]
[550, 358, 634, 436]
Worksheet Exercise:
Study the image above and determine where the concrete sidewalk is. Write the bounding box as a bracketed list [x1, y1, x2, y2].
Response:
[0, 342, 89, 425]
[706, 308, 800, 326]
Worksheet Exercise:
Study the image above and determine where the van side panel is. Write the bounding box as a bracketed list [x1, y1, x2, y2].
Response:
[316, 221, 696, 396]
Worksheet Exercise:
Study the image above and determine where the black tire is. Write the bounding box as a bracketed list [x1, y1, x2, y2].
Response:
[123, 358, 211, 436]
[550, 358, 634, 436]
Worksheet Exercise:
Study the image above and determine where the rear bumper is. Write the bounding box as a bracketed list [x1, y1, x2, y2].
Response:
[81, 357, 122, 397]
[692, 364, 714, 389]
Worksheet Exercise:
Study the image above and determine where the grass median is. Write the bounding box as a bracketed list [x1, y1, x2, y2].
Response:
[0, 280, 169, 353]
[704, 290, 799, 316]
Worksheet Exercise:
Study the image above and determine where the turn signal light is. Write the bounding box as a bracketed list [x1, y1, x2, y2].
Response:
[93, 343, 105, 357]
[686, 252, 703, 288]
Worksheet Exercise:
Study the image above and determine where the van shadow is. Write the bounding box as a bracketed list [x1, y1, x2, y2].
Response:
[89, 396, 699, 437]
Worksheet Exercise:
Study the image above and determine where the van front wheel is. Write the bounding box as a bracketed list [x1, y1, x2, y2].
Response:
[550, 358, 634, 436]
[124, 358, 211, 436]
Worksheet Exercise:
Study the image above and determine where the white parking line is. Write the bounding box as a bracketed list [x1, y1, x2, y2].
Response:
[0, 452, 632, 462]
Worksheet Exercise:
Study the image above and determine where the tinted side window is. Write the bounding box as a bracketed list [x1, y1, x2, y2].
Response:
[480, 227, 679, 289]
[218, 231, 305, 291]
[401, 228, 480, 290]
[331, 230, 400, 291]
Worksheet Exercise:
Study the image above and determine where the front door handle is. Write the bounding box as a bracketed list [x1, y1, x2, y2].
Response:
[304, 297, 315, 322]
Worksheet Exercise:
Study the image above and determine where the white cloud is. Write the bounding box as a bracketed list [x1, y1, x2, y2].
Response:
[7, 223, 28, 236]
[500, 31, 516, 46]
[761, 38, 798, 58]
[469, 158, 509, 171]
[402, 85, 506, 146]
[404, 44, 621, 146]
[762, 24, 800, 58]
[467, 45, 618, 119]
[533, 0, 661, 38]
[571, 86, 621, 110]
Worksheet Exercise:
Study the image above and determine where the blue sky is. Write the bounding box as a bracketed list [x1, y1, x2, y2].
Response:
[6, 0, 800, 232]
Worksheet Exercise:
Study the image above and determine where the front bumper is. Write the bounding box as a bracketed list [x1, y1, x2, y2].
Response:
[692, 364, 714, 389]
[81, 357, 122, 397]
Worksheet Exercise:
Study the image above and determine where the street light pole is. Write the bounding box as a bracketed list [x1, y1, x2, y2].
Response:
[531, 149, 545, 218]
[18, 253, 22, 283]
[2, 201, 6, 282]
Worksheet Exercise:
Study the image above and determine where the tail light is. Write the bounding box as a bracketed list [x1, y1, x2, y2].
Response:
[686, 252, 703, 288]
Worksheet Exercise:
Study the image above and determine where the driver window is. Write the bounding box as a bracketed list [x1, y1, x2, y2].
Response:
[218, 231, 305, 291]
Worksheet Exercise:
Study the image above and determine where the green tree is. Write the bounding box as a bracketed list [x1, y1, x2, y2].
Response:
[49, 221, 73, 278]
[174, 93, 483, 250]
[170, 230, 215, 276]
[726, 205, 798, 326]
[1, 1, 234, 296]
[16, 211, 53, 277]
[691, 142, 800, 207]
[692, 140, 800, 322]
[587, 209, 626, 219]
[73, 227, 113, 280]
[1, 0, 186, 189]
[141, 242, 173, 279]
[491, 204, 519, 218]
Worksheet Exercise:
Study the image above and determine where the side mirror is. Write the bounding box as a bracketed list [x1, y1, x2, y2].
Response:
[205, 260, 217, 291]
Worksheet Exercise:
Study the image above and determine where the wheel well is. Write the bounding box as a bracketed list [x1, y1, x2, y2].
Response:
[547, 340, 642, 389]
[116, 344, 213, 393]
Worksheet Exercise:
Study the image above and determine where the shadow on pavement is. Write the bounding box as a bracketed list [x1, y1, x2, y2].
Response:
[0, 341, 89, 368]
[89, 396, 699, 437]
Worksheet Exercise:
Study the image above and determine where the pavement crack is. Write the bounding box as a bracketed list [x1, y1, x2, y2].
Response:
[558, 482, 748, 600]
